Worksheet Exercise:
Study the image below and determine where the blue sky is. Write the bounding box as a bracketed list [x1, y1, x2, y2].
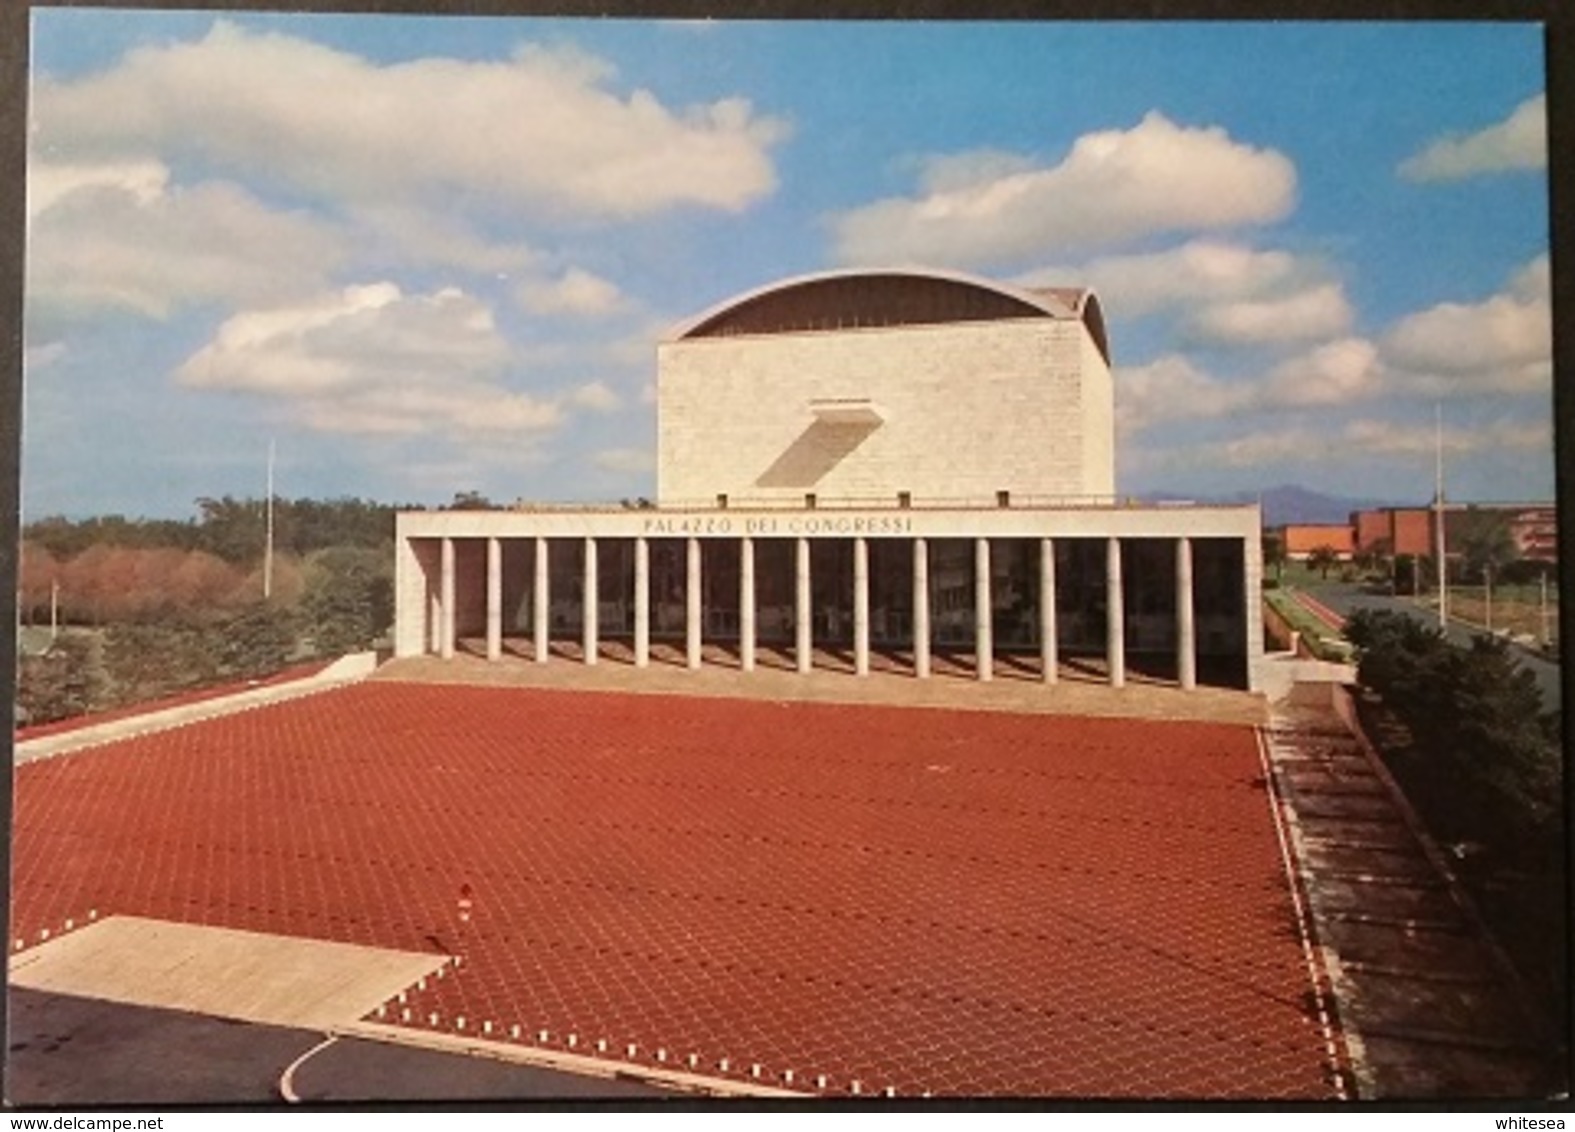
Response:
[23, 14, 1552, 518]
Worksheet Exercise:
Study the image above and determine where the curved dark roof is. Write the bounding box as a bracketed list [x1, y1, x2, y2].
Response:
[668, 268, 1109, 363]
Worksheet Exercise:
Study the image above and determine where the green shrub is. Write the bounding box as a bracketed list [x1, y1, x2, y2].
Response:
[1345, 608, 1562, 866]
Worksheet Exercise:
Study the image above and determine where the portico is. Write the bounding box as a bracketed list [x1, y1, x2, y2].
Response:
[397, 502, 1262, 691]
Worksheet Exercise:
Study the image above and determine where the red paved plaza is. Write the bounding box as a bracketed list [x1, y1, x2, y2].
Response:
[11, 681, 1343, 1098]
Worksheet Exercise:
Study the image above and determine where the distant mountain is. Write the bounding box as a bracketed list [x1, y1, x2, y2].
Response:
[1142, 484, 1405, 527]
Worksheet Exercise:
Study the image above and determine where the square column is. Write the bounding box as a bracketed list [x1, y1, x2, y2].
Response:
[485, 537, 502, 661]
[853, 537, 870, 676]
[795, 537, 812, 674]
[1040, 537, 1058, 684]
[975, 537, 993, 682]
[740, 536, 757, 673]
[686, 536, 703, 670]
[1177, 536, 1197, 690]
[1243, 529, 1265, 694]
[428, 568, 442, 655]
[1107, 536, 1126, 689]
[583, 537, 599, 666]
[533, 536, 550, 664]
[633, 536, 650, 668]
[440, 537, 456, 660]
[912, 538, 930, 679]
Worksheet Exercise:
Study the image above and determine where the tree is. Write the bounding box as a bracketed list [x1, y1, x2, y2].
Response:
[447, 490, 498, 511]
[102, 621, 219, 704]
[230, 554, 306, 608]
[195, 495, 266, 563]
[15, 634, 102, 726]
[1306, 544, 1340, 579]
[1262, 531, 1285, 582]
[17, 541, 60, 625]
[217, 604, 300, 680]
[302, 547, 395, 654]
[1455, 510, 1519, 585]
[168, 550, 247, 613]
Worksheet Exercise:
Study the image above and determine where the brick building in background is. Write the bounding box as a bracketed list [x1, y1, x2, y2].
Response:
[1349, 504, 1558, 564]
[1282, 524, 1357, 561]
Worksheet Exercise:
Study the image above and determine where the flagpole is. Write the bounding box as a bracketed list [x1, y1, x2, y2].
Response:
[264, 440, 275, 602]
[1435, 405, 1447, 628]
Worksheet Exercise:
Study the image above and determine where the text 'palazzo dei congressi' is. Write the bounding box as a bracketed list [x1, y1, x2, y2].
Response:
[394, 268, 1265, 692]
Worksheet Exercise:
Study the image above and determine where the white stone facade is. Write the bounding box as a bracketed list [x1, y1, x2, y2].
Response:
[393, 268, 1264, 692]
[657, 317, 1113, 508]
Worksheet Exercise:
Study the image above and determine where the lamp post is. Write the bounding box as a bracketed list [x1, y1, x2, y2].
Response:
[264, 440, 275, 601]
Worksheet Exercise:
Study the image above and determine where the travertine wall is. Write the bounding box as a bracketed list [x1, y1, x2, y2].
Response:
[657, 317, 1114, 507]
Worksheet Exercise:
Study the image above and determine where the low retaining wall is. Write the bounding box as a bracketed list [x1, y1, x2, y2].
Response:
[14, 652, 379, 764]
[1262, 595, 1314, 658]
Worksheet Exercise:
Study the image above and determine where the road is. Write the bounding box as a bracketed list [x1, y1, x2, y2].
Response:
[1303, 581, 1564, 711]
[6, 988, 666, 1107]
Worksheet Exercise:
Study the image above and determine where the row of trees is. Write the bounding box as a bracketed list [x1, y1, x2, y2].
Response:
[18, 543, 300, 625]
[18, 604, 303, 727]
[1345, 609, 1560, 857]
[16, 497, 402, 727]
[1343, 609, 1564, 1029]
[24, 496, 405, 564]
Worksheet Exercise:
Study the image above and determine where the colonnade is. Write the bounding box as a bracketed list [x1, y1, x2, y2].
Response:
[429, 534, 1204, 690]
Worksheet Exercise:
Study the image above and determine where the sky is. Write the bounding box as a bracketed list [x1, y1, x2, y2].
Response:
[21, 13, 1553, 519]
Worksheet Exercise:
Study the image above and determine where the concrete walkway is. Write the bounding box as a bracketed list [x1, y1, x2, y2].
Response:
[1262, 681, 1561, 1098]
[9, 916, 449, 1033]
[377, 643, 1268, 727]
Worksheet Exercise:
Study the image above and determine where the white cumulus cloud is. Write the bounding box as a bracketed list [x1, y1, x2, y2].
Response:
[175, 284, 563, 439]
[1189, 282, 1354, 346]
[1399, 94, 1546, 182]
[831, 112, 1297, 268]
[1115, 353, 1254, 434]
[349, 204, 540, 276]
[1262, 337, 1382, 406]
[518, 268, 627, 317]
[27, 159, 346, 317]
[1341, 416, 1550, 457]
[1379, 254, 1551, 395]
[33, 21, 787, 219]
[1017, 240, 1304, 319]
[569, 380, 623, 413]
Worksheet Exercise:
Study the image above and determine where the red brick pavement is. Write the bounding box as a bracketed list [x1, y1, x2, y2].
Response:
[10, 682, 1344, 1098]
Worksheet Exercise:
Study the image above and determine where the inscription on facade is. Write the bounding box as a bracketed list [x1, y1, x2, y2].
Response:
[641, 513, 916, 536]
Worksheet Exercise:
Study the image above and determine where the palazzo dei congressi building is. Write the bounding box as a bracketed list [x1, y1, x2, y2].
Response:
[394, 268, 1265, 692]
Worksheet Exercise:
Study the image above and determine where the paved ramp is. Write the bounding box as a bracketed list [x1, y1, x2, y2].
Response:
[9, 917, 447, 1032]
